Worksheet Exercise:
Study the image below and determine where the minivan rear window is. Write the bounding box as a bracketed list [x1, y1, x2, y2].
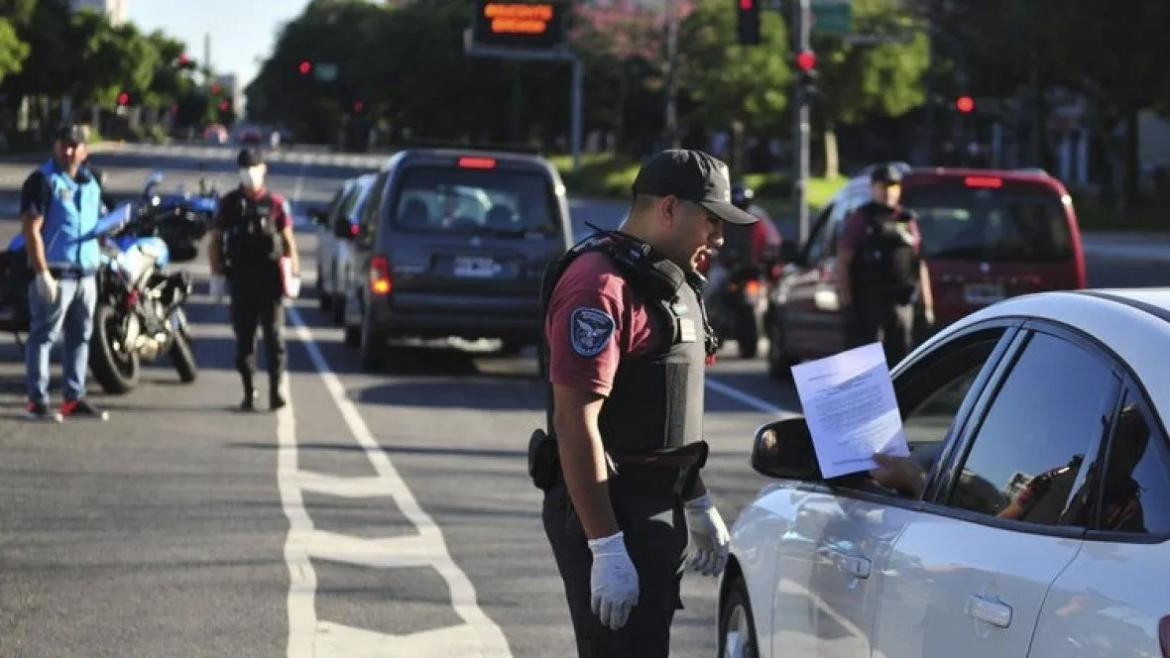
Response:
[389, 166, 559, 237]
[905, 183, 1072, 262]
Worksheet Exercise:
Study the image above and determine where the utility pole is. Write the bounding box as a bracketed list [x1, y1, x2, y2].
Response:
[793, 0, 812, 244]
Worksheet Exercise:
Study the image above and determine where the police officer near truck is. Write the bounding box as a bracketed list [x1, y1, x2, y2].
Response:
[836, 163, 934, 364]
[530, 149, 758, 656]
[208, 148, 299, 411]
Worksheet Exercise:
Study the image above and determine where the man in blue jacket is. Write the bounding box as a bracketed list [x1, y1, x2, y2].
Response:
[20, 125, 108, 422]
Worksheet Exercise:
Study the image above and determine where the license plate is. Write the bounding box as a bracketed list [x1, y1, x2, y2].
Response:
[453, 256, 500, 278]
[964, 283, 1005, 305]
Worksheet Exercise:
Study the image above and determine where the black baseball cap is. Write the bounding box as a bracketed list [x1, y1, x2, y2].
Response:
[870, 163, 904, 185]
[53, 124, 87, 145]
[237, 148, 265, 168]
[632, 149, 758, 225]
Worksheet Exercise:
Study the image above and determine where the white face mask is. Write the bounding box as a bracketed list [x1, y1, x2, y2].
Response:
[240, 165, 264, 190]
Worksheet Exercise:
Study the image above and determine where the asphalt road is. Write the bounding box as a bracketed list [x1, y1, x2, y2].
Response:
[0, 143, 1167, 657]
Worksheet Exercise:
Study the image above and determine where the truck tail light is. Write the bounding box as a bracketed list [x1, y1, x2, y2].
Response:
[369, 255, 392, 296]
[964, 176, 1003, 188]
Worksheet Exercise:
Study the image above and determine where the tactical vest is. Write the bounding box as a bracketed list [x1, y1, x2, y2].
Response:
[541, 231, 718, 458]
[851, 201, 920, 302]
[37, 160, 102, 271]
[222, 188, 282, 276]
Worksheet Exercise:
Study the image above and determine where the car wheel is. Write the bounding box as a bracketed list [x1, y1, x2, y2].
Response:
[767, 313, 794, 380]
[331, 293, 346, 326]
[359, 307, 387, 371]
[735, 305, 759, 359]
[719, 575, 760, 658]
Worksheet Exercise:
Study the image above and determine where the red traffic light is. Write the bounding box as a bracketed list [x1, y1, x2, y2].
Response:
[298, 60, 312, 75]
[116, 92, 129, 106]
[178, 53, 190, 66]
[956, 95, 975, 113]
[218, 100, 230, 112]
[210, 82, 222, 96]
[796, 50, 816, 72]
[739, 0, 753, 9]
[353, 100, 364, 113]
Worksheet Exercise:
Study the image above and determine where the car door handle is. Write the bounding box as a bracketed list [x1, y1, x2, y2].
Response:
[966, 595, 1012, 628]
[821, 547, 871, 579]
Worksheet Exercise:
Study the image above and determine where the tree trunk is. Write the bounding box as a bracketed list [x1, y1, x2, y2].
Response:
[824, 122, 840, 180]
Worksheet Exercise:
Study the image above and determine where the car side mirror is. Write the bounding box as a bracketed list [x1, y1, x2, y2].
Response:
[333, 217, 353, 239]
[751, 416, 823, 481]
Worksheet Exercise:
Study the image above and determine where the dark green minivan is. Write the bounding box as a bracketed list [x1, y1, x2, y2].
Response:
[341, 149, 573, 369]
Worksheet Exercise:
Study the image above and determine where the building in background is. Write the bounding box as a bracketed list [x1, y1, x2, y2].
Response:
[71, 0, 129, 25]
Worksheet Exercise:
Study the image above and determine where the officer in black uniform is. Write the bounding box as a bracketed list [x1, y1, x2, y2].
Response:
[208, 148, 299, 411]
[836, 164, 934, 364]
[531, 150, 758, 657]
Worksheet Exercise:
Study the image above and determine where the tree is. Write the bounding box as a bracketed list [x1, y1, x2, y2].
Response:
[0, 18, 30, 83]
[70, 11, 157, 108]
[676, 0, 791, 169]
[813, 0, 929, 178]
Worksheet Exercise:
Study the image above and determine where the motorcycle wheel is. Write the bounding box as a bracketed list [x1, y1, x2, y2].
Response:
[170, 331, 198, 383]
[90, 303, 140, 394]
[735, 306, 759, 359]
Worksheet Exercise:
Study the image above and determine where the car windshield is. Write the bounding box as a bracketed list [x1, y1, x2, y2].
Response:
[390, 166, 559, 236]
[904, 183, 1072, 262]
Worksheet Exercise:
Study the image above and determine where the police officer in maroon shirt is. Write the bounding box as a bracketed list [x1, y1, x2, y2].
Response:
[534, 150, 758, 656]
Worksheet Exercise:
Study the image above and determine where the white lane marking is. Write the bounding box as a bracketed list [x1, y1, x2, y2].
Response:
[282, 305, 512, 656]
[291, 158, 307, 205]
[275, 400, 319, 658]
[705, 377, 785, 416]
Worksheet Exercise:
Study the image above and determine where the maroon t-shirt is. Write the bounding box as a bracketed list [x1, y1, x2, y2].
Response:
[546, 251, 662, 396]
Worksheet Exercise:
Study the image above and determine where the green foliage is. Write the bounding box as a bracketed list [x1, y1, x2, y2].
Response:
[0, 18, 30, 82]
[677, 0, 791, 134]
[814, 0, 929, 127]
[71, 11, 158, 107]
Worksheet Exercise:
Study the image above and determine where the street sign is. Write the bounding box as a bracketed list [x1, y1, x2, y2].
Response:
[471, 1, 566, 50]
[811, 0, 851, 36]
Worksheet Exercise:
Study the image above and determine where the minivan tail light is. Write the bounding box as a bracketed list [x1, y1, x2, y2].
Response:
[369, 255, 392, 296]
[965, 176, 1003, 188]
[349, 223, 360, 237]
[458, 156, 496, 170]
[1159, 615, 1170, 658]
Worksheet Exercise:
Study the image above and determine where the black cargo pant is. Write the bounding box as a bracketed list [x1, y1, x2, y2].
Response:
[228, 272, 285, 390]
[844, 291, 915, 365]
[543, 479, 687, 658]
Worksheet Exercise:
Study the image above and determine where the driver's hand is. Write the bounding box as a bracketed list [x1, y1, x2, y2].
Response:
[870, 453, 926, 498]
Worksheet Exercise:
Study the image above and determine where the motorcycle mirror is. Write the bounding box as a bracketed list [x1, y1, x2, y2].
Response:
[146, 171, 164, 186]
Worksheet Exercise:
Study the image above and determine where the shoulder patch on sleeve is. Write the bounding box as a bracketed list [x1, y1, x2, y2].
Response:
[570, 307, 615, 357]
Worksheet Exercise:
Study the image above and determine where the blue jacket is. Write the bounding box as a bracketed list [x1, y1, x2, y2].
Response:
[37, 159, 102, 271]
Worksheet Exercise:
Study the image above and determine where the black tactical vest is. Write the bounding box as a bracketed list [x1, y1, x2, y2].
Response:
[850, 201, 920, 302]
[223, 188, 282, 276]
[541, 231, 718, 458]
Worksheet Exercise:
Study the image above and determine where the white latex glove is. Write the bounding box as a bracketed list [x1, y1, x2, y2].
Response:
[684, 494, 730, 577]
[34, 271, 58, 304]
[924, 306, 936, 327]
[209, 275, 227, 304]
[588, 531, 639, 630]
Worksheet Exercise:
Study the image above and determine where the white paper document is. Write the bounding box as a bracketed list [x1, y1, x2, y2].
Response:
[791, 343, 910, 479]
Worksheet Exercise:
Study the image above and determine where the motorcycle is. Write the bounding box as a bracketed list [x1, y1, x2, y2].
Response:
[0, 204, 198, 394]
[88, 203, 198, 393]
[139, 170, 216, 262]
[704, 253, 768, 359]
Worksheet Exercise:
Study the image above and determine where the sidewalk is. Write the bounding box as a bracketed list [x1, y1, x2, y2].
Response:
[1082, 231, 1170, 263]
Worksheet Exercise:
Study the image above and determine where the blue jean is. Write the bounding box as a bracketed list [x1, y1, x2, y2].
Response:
[25, 275, 97, 404]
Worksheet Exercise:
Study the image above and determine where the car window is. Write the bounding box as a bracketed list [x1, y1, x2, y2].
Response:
[904, 182, 1072, 263]
[1093, 390, 1170, 535]
[339, 182, 367, 222]
[390, 166, 558, 236]
[357, 173, 389, 246]
[324, 188, 346, 223]
[802, 204, 833, 263]
[897, 328, 1007, 475]
[947, 331, 1117, 527]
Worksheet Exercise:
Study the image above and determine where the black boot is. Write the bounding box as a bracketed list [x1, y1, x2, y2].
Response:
[269, 372, 286, 411]
[240, 371, 257, 411]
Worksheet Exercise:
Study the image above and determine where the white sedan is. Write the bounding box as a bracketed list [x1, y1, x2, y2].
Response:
[721, 289, 1170, 658]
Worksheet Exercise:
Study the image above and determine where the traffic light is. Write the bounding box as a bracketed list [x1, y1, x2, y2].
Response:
[298, 60, 312, 76]
[955, 95, 975, 113]
[116, 91, 129, 106]
[795, 49, 817, 95]
[353, 100, 364, 113]
[210, 82, 222, 96]
[736, 0, 760, 45]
